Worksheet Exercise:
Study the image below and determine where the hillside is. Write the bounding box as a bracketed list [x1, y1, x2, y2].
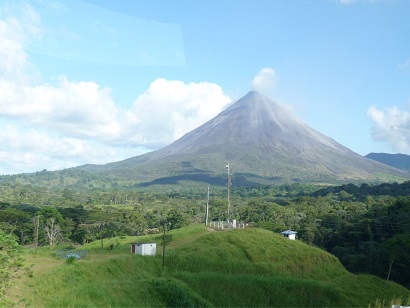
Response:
[75, 91, 408, 186]
[19, 225, 410, 307]
[366, 152, 410, 171]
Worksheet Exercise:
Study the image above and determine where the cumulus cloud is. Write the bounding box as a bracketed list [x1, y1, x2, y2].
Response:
[367, 105, 410, 153]
[0, 3, 231, 174]
[0, 76, 121, 139]
[251, 67, 277, 95]
[0, 2, 42, 83]
[0, 76, 229, 148]
[0, 124, 142, 174]
[130, 78, 231, 146]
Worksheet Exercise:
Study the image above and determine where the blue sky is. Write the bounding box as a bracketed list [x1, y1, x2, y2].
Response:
[0, 0, 409, 175]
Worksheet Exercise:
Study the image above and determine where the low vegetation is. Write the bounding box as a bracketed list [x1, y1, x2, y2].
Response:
[11, 225, 409, 307]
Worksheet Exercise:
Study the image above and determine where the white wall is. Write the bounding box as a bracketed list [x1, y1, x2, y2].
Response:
[136, 243, 156, 256]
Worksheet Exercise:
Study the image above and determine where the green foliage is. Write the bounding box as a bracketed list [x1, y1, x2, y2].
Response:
[0, 230, 24, 306]
[313, 181, 410, 199]
[0, 208, 32, 244]
[65, 255, 77, 265]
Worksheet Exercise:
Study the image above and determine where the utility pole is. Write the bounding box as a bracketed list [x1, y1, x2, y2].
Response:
[205, 186, 210, 226]
[226, 161, 231, 223]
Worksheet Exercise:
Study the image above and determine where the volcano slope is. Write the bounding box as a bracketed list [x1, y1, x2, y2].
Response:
[77, 91, 408, 186]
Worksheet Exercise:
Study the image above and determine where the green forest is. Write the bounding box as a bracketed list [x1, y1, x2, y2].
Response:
[1, 179, 410, 305]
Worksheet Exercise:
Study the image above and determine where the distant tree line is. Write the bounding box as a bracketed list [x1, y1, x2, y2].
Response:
[312, 181, 410, 198]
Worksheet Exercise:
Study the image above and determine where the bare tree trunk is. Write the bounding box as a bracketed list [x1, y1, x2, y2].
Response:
[33, 215, 40, 255]
[386, 255, 396, 285]
[44, 217, 61, 248]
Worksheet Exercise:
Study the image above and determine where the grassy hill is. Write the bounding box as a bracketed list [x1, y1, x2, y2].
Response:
[16, 225, 410, 307]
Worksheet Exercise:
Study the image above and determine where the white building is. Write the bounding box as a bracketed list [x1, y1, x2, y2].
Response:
[130, 242, 156, 256]
[280, 230, 298, 240]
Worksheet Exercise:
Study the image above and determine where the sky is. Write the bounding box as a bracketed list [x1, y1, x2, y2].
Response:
[0, 0, 410, 175]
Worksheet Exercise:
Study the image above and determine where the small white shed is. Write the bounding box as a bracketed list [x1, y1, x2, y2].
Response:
[130, 242, 156, 256]
[280, 230, 297, 240]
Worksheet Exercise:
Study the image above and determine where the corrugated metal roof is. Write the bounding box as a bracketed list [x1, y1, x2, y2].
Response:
[280, 230, 298, 235]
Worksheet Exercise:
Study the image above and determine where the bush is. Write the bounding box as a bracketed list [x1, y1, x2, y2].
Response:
[65, 254, 80, 265]
[0, 230, 24, 305]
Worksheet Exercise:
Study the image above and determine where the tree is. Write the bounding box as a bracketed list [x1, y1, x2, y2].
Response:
[44, 217, 62, 248]
[0, 230, 24, 305]
[165, 208, 189, 230]
[83, 207, 119, 248]
[208, 199, 228, 221]
[118, 209, 147, 236]
[58, 206, 89, 244]
[38, 206, 73, 244]
[0, 208, 32, 244]
[381, 233, 410, 286]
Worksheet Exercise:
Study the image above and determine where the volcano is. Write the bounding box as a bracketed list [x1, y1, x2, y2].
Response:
[78, 91, 407, 185]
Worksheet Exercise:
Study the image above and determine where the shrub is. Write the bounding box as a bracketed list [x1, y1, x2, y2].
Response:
[65, 254, 80, 265]
[0, 230, 24, 305]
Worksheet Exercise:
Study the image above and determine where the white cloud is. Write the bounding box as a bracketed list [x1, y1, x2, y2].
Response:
[0, 76, 121, 140]
[0, 124, 142, 174]
[367, 104, 410, 153]
[0, 2, 41, 84]
[251, 67, 277, 95]
[0, 2, 231, 174]
[130, 78, 231, 146]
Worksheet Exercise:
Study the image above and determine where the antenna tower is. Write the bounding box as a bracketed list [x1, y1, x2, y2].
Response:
[205, 186, 210, 226]
[226, 161, 232, 223]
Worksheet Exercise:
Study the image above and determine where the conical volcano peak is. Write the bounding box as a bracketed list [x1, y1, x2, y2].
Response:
[225, 91, 277, 111]
[234, 90, 271, 105]
[224, 90, 298, 130]
[231, 91, 289, 112]
[234, 90, 276, 109]
[78, 90, 408, 184]
[244, 90, 266, 98]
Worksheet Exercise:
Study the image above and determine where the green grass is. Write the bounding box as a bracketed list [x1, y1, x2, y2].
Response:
[19, 224, 410, 307]
[166, 229, 348, 280]
[172, 271, 345, 307]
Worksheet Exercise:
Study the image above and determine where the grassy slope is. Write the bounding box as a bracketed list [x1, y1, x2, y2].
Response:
[19, 225, 410, 307]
